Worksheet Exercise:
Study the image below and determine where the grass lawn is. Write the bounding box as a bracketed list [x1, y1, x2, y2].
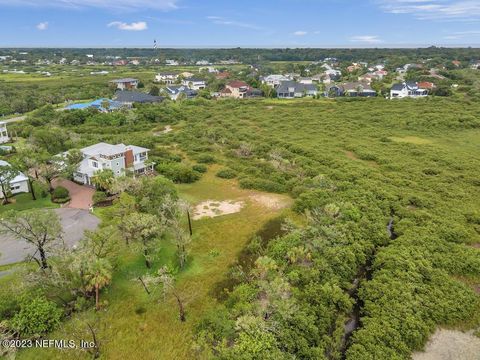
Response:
[0, 182, 59, 214]
[17, 167, 293, 360]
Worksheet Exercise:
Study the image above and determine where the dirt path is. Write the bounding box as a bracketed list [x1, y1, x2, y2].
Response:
[413, 329, 480, 360]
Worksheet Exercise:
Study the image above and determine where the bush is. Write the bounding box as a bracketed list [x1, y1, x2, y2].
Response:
[51, 186, 70, 204]
[193, 164, 208, 173]
[93, 191, 107, 205]
[216, 168, 237, 179]
[156, 163, 201, 183]
[195, 154, 217, 164]
[11, 296, 62, 337]
[239, 178, 286, 193]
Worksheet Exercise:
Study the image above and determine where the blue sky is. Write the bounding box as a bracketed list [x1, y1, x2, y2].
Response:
[0, 0, 480, 47]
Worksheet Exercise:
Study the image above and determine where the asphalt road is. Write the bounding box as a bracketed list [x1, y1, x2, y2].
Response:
[0, 208, 100, 266]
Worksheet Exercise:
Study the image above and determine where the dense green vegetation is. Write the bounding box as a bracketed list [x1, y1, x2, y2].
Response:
[1, 95, 479, 359]
[2, 47, 480, 64]
[164, 98, 480, 359]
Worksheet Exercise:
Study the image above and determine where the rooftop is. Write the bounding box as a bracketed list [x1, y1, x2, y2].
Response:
[115, 91, 164, 104]
[0, 160, 29, 183]
[110, 78, 138, 83]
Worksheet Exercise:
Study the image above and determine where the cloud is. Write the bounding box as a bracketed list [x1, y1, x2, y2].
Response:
[36, 22, 48, 30]
[0, 0, 179, 11]
[350, 35, 383, 44]
[206, 16, 262, 30]
[108, 21, 148, 31]
[377, 0, 480, 21]
[293, 31, 308, 36]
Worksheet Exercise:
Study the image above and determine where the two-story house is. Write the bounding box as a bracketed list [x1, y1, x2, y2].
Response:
[155, 72, 179, 84]
[73, 142, 153, 186]
[276, 81, 318, 99]
[390, 82, 429, 99]
[182, 78, 206, 90]
[0, 122, 9, 144]
[220, 81, 262, 99]
[110, 78, 139, 90]
[163, 86, 198, 101]
[261, 74, 291, 88]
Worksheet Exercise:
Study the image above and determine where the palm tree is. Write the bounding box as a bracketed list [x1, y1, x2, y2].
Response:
[91, 169, 115, 194]
[85, 258, 112, 311]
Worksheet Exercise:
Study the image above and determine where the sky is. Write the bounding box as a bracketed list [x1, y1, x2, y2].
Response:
[1, 0, 480, 47]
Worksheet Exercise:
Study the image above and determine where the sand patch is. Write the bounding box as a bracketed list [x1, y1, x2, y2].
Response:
[249, 194, 290, 211]
[412, 329, 480, 360]
[345, 151, 359, 160]
[390, 136, 433, 145]
[193, 200, 244, 220]
[153, 125, 173, 136]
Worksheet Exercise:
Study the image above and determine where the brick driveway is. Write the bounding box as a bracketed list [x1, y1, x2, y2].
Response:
[53, 179, 95, 210]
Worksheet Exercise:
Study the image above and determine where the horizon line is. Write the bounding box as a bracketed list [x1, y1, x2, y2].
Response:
[1, 44, 480, 50]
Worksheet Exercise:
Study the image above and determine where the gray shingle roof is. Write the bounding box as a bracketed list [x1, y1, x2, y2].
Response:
[276, 81, 317, 94]
[115, 91, 164, 103]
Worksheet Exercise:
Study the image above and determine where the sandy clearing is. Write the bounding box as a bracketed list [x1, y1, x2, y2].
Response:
[249, 193, 290, 211]
[153, 125, 173, 136]
[345, 151, 359, 160]
[192, 200, 244, 220]
[412, 329, 480, 360]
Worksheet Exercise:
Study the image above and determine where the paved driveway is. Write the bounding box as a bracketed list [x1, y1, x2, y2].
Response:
[0, 208, 100, 266]
[53, 179, 95, 210]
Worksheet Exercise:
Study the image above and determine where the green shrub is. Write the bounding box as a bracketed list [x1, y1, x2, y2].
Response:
[11, 296, 62, 337]
[216, 168, 237, 179]
[33, 181, 49, 198]
[193, 164, 208, 173]
[51, 186, 70, 204]
[93, 191, 107, 204]
[156, 163, 201, 183]
[195, 154, 217, 164]
[239, 178, 286, 193]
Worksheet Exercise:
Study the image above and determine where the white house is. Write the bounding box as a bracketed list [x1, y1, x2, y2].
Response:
[0, 160, 29, 198]
[72, 143, 153, 186]
[390, 82, 429, 99]
[155, 72, 179, 84]
[0, 122, 9, 144]
[163, 86, 198, 101]
[261, 74, 291, 87]
[110, 78, 139, 91]
[182, 78, 206, 90]
[199, 66, 218, 73]
[298, 77, 313, 85]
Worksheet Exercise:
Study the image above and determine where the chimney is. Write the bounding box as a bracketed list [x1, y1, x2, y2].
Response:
[124, 149, 134, 168]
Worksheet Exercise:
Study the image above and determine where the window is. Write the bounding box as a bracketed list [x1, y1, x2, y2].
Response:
[92, 161, 98, 168]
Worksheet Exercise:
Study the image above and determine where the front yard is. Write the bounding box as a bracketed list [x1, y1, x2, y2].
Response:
[0, 181, 59, 214]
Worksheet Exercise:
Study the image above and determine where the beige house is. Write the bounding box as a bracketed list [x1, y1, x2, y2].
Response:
[220, 81, 262, 99]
